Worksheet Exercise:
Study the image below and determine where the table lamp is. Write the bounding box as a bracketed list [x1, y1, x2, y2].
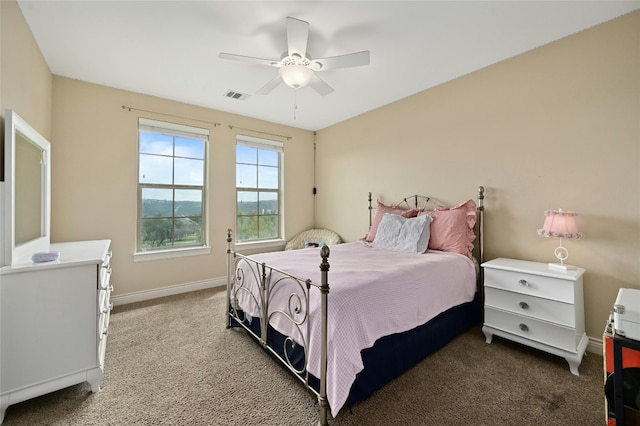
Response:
[537, 209, 583, 271]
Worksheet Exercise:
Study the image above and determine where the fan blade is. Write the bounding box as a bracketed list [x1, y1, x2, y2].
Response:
[307, 74, 334, 96]
[309, 51, 370, 71]
[256, 75, 282, 95]
[286, 17, 309, 58]
[219, 52, 281, 67]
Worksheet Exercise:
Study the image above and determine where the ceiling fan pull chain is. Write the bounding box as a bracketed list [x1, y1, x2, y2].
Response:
[293, 89, 298, 120]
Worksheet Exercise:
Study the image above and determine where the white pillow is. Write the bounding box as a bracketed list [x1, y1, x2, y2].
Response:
[373, 213, 433, 253]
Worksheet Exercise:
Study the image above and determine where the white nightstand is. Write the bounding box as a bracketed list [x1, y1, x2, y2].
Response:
[481, 257, 588, 375]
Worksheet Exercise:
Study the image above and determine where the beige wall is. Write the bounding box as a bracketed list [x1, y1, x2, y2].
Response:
[315, 11, 640, 339]
[0, 0, 52, 140]
[50, 77, 315, 296]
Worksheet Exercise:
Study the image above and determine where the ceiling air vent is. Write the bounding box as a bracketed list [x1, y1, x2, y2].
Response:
[224, 90, 250, 101]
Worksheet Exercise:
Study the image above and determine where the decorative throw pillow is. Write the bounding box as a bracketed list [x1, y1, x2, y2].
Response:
[373, 213, 433, 253]
[364, 200, 420, 242]
[419, 199, 477, 257]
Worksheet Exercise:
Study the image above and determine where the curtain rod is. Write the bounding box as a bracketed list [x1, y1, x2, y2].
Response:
[121, 105, 221, 127]
[228, 125, 291, 140]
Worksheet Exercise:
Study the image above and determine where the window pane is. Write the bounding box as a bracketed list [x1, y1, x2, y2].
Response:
[175, 137, 204, 159]
[257, 165, 278, 189]
[138, 121, 208, 253]
[258, 192, 278, 214]
[142, 188, 173, 218]
[258, 149, 278, 166]
[141, 217, 172, 248]
[236, 145, 257, 164]
[175, 189, 202, 216]
[140, 154, 173, 184]
[235, 138, 280, 243]
[258, 215, 278, 239]
[237, 215, 258, 241]
[174, 217, 203, 246]
[140, 132, 173, 155]
[237, 191, 258, 215]
[175, 158, 204, 186]
[236, 164, 257, 188]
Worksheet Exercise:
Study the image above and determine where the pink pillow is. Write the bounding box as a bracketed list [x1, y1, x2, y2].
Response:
[419, 199, 477, 257]
[364, 201, 420, 242]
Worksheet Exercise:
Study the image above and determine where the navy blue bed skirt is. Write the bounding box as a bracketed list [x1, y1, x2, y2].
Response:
[229, 293, 481, 412]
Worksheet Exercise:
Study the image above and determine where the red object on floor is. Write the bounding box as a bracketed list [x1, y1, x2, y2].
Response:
[604, 330, 640, 425]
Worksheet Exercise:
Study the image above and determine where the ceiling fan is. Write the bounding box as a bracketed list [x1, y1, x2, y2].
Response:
[219, 16, 370, 96]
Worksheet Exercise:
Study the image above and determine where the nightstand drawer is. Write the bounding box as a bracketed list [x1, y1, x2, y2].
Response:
[484, 268, 574, 304]
[484, 307, 577, 353]
[485, 287, 575, 327]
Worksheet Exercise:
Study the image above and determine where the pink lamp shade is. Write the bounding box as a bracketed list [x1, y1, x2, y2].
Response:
[537, 209, 583, 239]
[537, 209, 583, 271]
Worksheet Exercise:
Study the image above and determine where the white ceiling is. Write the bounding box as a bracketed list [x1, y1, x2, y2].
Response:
[17, 1, 640, 131]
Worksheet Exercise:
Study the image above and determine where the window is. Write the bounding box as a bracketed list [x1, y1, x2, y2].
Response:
[137, 118, 208, 252]
[236, 136, 283, 242]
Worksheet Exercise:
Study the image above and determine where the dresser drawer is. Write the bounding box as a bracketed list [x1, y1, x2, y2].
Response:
[98, 283, 113, 313]
[485, 287, 576, 327]
[98, 307, 110, 367]
[99, 251, 112, 290]
[97, 281, 112, 352]
[98, 306, 111, 338]
[484, 307, 578, 353]
[484, 268, 575, 304]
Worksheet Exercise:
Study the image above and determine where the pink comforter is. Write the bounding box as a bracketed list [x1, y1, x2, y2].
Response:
[232, 241, 476, 417]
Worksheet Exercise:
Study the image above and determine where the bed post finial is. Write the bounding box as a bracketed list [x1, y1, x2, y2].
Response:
[477, 186, 485, 211]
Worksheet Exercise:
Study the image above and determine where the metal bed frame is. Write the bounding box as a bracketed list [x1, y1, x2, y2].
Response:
[226, 186, 485, 426]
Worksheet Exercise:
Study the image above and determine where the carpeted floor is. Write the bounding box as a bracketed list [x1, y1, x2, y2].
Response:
[2, 288, 605, 425]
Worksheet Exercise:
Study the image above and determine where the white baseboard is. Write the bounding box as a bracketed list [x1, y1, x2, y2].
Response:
[587, 335, 603, 355]
[111, 277, 226, 306]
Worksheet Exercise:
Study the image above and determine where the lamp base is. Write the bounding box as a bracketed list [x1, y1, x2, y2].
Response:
[548, 262, 577, 272]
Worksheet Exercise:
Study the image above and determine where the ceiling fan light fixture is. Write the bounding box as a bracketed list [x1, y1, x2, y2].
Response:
[279, 65, 313, 89]
[219, 17, 369, 97]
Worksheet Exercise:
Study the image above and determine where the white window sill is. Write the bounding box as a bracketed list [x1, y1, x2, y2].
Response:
[233, 239, 286, 252]
[133, 246, 211, 262]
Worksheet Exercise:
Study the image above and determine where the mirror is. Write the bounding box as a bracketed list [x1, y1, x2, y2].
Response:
[2, 109, 51, 266]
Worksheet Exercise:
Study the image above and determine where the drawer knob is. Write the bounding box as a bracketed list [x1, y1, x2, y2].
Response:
[518, 279, 529, 287]
[519, 302, 529, 310]
[519, 323, 529, 332]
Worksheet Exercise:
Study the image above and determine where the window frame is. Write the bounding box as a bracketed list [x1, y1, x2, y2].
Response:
[135, 118, 210, 259]
[235, 135, 284, 245]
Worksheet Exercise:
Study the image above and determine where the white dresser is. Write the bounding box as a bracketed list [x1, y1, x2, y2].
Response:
[0, 240, 113, 423]
[482, 257, 587, 375]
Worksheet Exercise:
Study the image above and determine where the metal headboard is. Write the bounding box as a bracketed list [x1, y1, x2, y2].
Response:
[367, 186, 486, 265]
[367, 192, 436, 224]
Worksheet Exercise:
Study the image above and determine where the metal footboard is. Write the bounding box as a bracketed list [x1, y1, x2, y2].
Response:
[224, 186, 485, 425]
[226, 229, 330, 425]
